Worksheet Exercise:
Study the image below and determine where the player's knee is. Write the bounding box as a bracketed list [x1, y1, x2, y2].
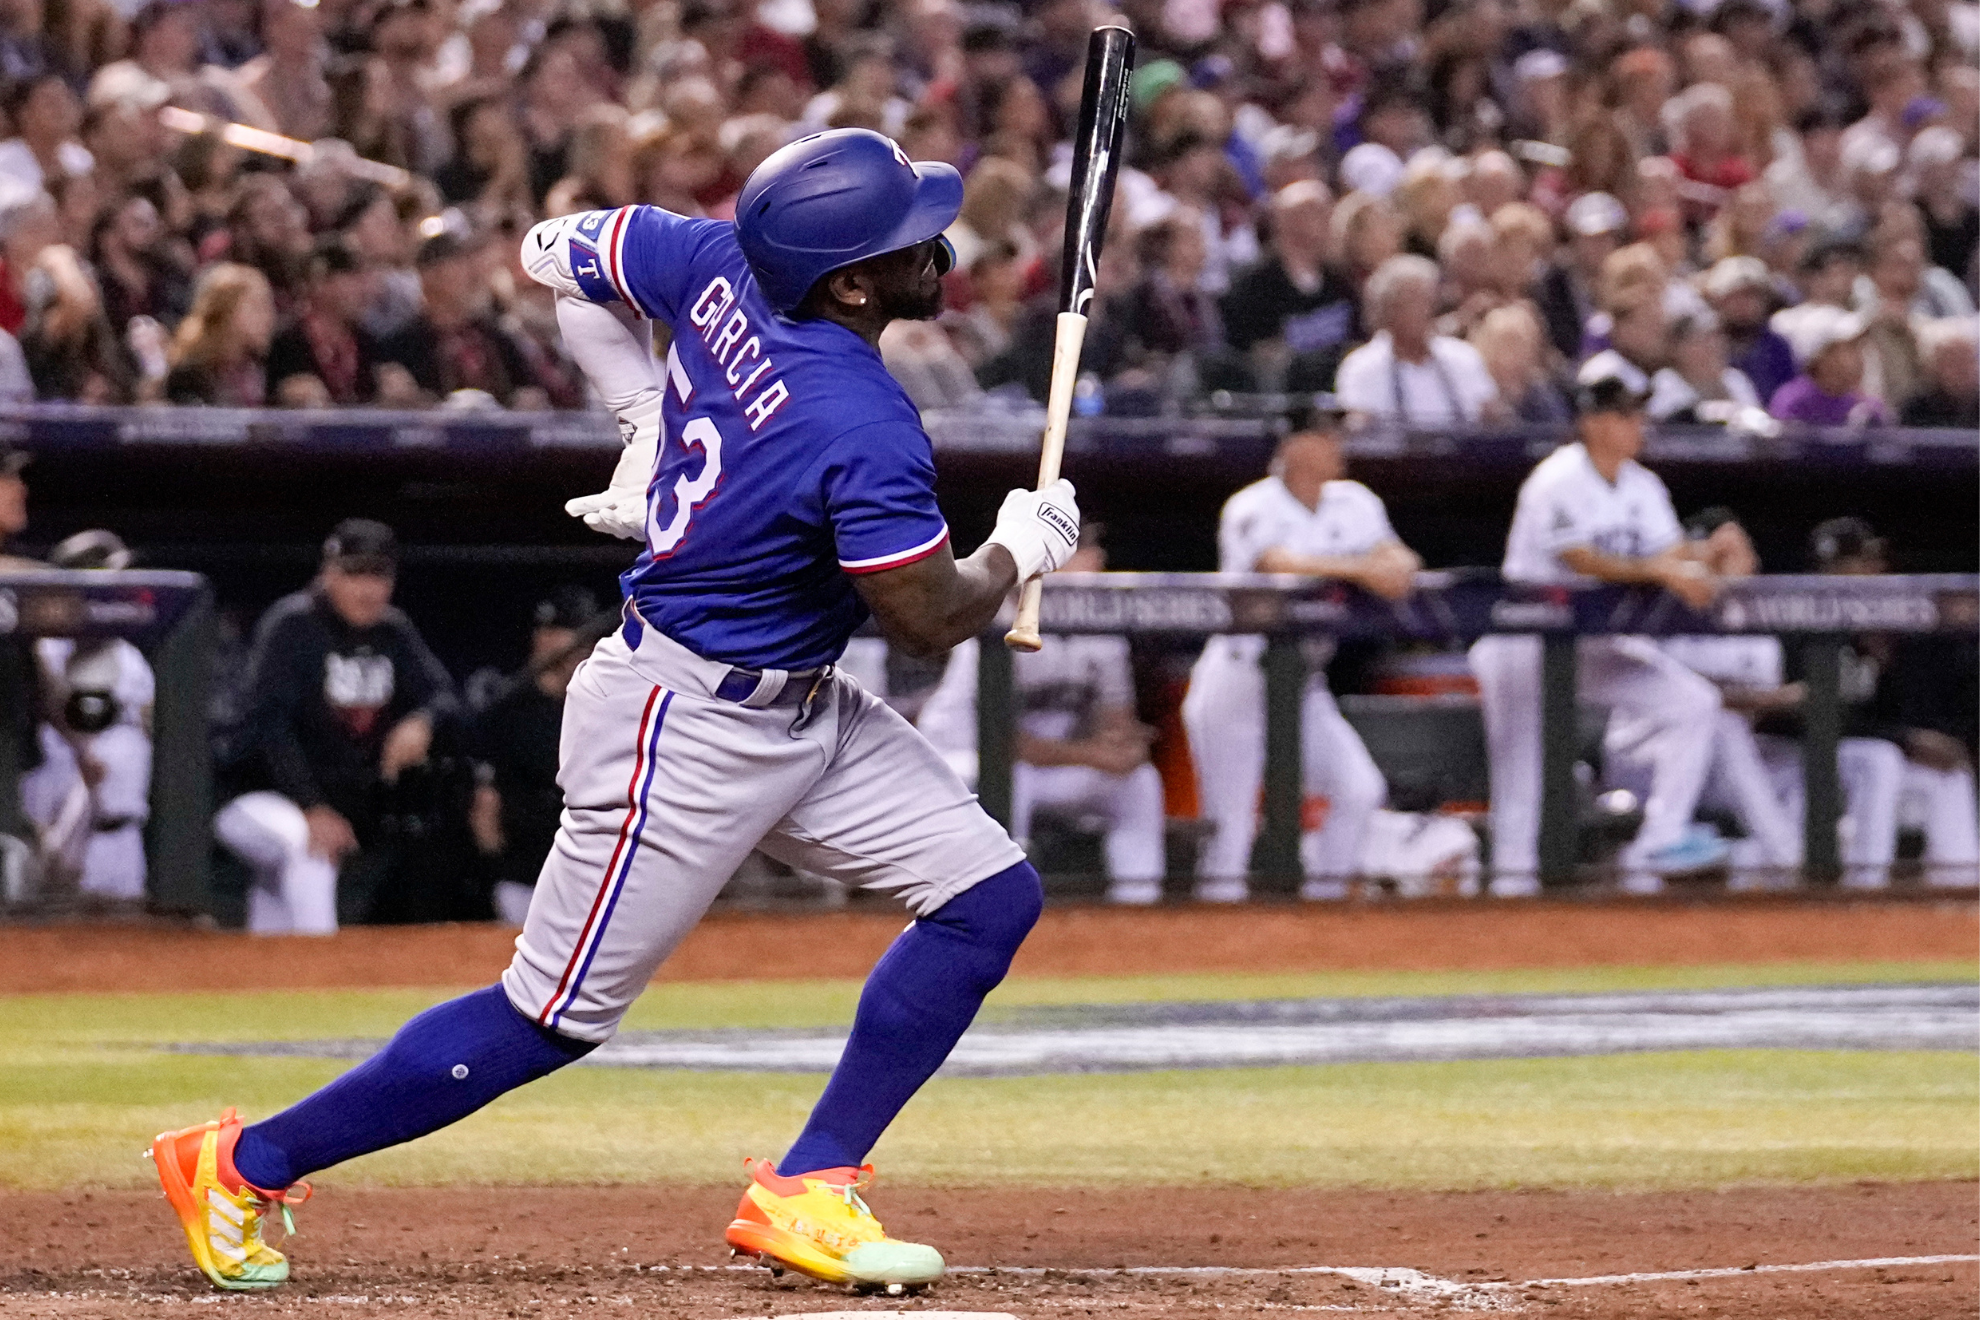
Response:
[1339, 769, 1386, 812]
[932, 860, 1042, 964]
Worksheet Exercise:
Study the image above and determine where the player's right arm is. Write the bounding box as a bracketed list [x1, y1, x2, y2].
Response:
[1555, 545, 1717, 608]
[1529, 467, 1719, 608]
[853, 481, 1084, 658]
[1256, 543, 1420, 600]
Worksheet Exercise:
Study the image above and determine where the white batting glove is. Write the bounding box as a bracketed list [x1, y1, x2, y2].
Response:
[565, 393, 660, 541]
[986, 478, 1081, 581]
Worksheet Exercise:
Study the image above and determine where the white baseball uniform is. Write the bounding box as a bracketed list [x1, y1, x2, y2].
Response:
[916, 635, 1166, 903]
[1181, 475, 1393, 899]
[1638, 635, 1802, 876]
[1469, 442, 1722, 887]
[19, 637, 154, 901]
[1745, 640, 1980, 888]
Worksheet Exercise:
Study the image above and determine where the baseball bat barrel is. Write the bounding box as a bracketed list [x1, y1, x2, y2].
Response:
[1005, 25, 1134, 653]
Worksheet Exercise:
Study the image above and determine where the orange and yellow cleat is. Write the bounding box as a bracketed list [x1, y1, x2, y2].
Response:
[149, 1107, 309, 1291]
[725, 1157, 944, 1290]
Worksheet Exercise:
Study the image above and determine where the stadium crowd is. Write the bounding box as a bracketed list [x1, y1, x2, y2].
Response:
[0, 0, 1967, 421]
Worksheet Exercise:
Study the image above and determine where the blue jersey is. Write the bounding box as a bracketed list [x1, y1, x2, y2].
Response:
[562, 205, 950, 671]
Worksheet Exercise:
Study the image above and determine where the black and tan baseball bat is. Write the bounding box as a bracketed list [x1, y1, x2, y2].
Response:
[1004, 24, 1135, 653]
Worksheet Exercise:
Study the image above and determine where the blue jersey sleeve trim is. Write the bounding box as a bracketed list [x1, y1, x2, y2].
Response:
[839, 525, 951, 574]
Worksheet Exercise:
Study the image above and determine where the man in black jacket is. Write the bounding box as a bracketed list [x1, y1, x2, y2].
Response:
[469, 586, 601, 926]
[1221, 180, 1361, 393]
[213, 519, 456, 933]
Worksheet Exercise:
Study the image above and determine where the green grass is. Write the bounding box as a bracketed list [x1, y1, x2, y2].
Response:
[0, 960, 1972, 1193]
[7, 959, 1972, 1044]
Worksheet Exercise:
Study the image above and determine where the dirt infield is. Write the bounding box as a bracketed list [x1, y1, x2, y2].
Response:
[0, 1182, 1973, 1317]
[4, 896, 1975, 994]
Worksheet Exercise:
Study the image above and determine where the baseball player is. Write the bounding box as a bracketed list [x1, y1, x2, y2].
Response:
[18, 530, 154, 903]
[916, 532, 1167, 906]
[1470, 352, 1729, 895]
[1181, 401, 1420, 903]
[1757, 519, 1979, 888]
[1619, 511, 1802, 886]
[151, 129, 1082, 1294]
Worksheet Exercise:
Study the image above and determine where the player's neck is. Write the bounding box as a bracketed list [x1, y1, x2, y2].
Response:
[1581, 442, 1627, 483]
[809, 305, 889, 349]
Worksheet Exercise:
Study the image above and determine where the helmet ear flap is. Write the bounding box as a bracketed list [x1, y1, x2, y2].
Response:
[933, 235, 956, 277]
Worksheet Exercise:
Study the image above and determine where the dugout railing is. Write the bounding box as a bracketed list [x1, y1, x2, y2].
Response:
[3, 568, 1975, 910]
[0, 570, 215, 912]
[974, 572, 1980, 886]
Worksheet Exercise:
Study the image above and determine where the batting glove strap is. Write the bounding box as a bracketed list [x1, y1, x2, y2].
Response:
[986, 479, 1081, 581]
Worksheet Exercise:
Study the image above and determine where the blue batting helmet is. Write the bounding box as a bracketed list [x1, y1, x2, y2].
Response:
[735, 128, 963, 312]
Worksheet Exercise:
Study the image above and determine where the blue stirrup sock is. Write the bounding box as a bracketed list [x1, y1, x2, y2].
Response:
[231, 985, 594, 1191]
[778, 860, 1044, 1176]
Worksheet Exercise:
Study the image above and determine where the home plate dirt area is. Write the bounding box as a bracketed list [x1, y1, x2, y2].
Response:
[2, 1182, 1974, 1318]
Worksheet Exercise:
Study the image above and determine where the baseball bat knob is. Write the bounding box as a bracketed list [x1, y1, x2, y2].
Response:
[1004, 624, 1043, 652]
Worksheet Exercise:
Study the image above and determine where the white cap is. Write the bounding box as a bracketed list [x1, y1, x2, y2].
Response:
[1576, 349, 1652, 405]
[1565, 191, 1627, 237]
[1781, 305, 1866, 367]
[1703, 255, 1772, 300]
[1340, 142, 1404, 198]
[1514, 49, 1569, 82]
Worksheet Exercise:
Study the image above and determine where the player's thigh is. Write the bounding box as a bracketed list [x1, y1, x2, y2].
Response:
[505, 645, 817, 1041]
[1582, 637, 1719, 724]
[1468, 636, 1541, 742]
[18, 728, 79, 828]
[1300, 682, 1384, 804]
[762, 674, 1025, 917]
[86, 726, 152, 819]
[213, 792, 311, 872]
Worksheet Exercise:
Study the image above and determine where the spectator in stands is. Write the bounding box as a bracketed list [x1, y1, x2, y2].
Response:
[1117, 208, 1243, 393]
[1327, 188, 1402, 316]
[1907, 128, 1978, 287]
[1766, 106, 1853, 237]
[1530, 193, 1625, 363]
[91, 192, 193, 339]
[165, 263, 275, 407]
[1663, 82, 1753, 222]
[0, 73, 92, 199]
[236, 0, 333, 143]
[470, 586, 600, 927]
[1470, 303, 1569, 424]
[214, 518, 456, 935]
[1221, 180, 1358, 392]
[18, 530, 154, 907]
[265, 236, 385, 407]
[1649, 310, 1761, 425]
[381, 231, 543, 408]
[1394, 150, 1460, 262]
[1768, 307, 1890, 428]
[917, 530, 1168, 907]
[16, 199, 129, 404]
[1336, 254, 1500, 427]
[1433, 212, 1504, 338]
[1704, 255, 1796, 407]
[1901, 319, 1980, 429]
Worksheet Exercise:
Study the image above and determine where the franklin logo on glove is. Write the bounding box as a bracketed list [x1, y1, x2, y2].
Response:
[1037, 502, 1078, 549]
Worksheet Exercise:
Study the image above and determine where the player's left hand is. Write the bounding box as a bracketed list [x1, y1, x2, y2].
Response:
[565, 488, 648, 540]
